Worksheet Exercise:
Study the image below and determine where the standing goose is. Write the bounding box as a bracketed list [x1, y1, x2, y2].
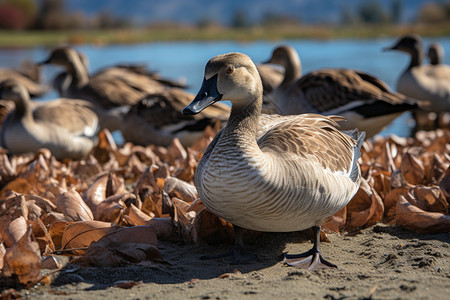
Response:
[0, 80, 99, 160]
[39, 47, 170, 131]
[183, 52, 365, 270]
[120, 87, 230, 147]
[384, 34, 450, 112]
[265, 45, 426, 138]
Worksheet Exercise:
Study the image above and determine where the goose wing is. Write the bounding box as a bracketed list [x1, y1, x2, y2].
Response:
[293, 68, 421, 115]
[257, 114, 357, 175]
[33, 99, 99, 137]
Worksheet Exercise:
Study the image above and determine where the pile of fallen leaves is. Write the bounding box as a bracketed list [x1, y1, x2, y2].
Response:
[0, 125, 449, 289]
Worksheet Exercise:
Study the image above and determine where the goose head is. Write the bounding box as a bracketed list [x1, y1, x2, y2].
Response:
[39, 47, 87, 70]
[428, 42, 444, 65]
[265, 45, 301, 70]
[183, 52, 262, 115]
[384, 34, 423, 56]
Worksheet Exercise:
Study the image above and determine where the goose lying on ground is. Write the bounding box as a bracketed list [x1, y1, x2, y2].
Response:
[39, 47, 175, 131]
[0, 64, 47, 97]
[182, 52, 365, 270]
[384, 35, 450, 112]
[121, 88, 230, 147]
[264, 45, 426, 138]
[0, 80, 99, 160]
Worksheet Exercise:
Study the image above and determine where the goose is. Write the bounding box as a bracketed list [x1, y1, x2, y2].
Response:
[0, 80, 99, 160]
[120, 87, 230, 147]
[182, 52, 365, 270]
[384, 34, 450, 112]
[39, 47, 172, 131]
[428, 42, 444, 65]
[0, 64, 47, 97]
[264, 45, 426, 138]
[52, 50, 187, 95]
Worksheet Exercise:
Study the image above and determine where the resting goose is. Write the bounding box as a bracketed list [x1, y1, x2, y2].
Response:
[39, 47, 171, 131]
[384, 35, 450, 112]
[0, 80, 99, 160]
[120, 87, 230, 147]
[182, 52, 365, 270]
[265, 45, 426, 138]
[0, 65, 47, 98]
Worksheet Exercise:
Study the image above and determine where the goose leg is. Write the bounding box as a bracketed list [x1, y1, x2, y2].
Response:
[200, 225, 257, 264]
[283, 226, 337, 270]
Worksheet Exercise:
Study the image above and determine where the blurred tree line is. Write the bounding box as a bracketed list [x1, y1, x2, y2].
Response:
[0, 0, 449, 31]
[0, 0, 130, 30]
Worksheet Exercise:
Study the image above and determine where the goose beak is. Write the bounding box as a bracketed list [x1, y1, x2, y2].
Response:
[183, 74, 222, 115]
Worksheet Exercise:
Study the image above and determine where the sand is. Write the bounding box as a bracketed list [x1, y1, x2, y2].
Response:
[21, 224, 449, 300]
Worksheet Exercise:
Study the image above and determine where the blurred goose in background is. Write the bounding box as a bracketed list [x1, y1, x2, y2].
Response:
[0, 63, 47, 97]
[121, 87, 230, 147]
[39, 47, 177, 131]
[0, 80, 99, 160]
[52, 50, 187, 95]
[182, 52, 365, 269]
[384, 34, 450, 112]
[428, 42, 444, 65]
[264, 45, 426, 138]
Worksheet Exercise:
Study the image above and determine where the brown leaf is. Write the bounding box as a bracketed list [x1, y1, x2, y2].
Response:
[174, 149, 196, 182]
[345, 179, 384, 230]
[48, 221, 69, 250]
[113, 280, 143, 289]
[3, 216, 28, 248]
[406, 186, 449, 214]
[72, 241, 163, 267]
[0, 242, 5, 269]
[323, 206, 346, 233]
[93, 193, 131, 223]
[0, 177, 34, 199]
[56, 190, 93, 222]
[123, 203, 154, 226]
[146, 218, 177, 240]
[395, 195, 450, 234]
[400, 151, 426, 185]
[71, 225, 161, 267]
[3, 225, 41, 285]
[29, 218, 55, 254]
[163, 177, 198, 202]
[439, 166, 450, 199]
[383, 187, 409, 223]
[60, 220, 118, 255]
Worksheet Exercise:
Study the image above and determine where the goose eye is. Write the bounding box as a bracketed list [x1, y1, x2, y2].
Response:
[226, 66, 234, 74]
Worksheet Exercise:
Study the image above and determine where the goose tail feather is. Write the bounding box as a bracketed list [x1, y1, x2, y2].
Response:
[344, 129, 365, 182]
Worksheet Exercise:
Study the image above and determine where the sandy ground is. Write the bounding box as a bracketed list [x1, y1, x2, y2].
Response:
[20, 224, 449, 300]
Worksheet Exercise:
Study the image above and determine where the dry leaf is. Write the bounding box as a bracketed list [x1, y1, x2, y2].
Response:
[345, 179, 384, 230]
[124, 203, 154, 226]
[396, 195, 450, 234]
[400, 151, 426, 185]
[56, 190, 93, 222]
[60, 220, 118, 255]
[323, 206, 347, 233]
[163, 176, 198, 202]
[3, 226, 41, 285]
[3, 216, 28, 248]
[71, 225, 161, 267]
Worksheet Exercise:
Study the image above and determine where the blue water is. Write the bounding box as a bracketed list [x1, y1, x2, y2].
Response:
[2, 36, 450, 138]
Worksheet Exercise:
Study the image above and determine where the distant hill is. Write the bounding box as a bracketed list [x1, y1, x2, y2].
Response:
[63, 0, 429, 26]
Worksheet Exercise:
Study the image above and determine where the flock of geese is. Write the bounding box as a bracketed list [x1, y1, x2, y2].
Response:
[1, 34, 449, 269]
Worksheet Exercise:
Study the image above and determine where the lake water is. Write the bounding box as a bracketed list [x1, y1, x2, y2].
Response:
[2, 36, 450, 140]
